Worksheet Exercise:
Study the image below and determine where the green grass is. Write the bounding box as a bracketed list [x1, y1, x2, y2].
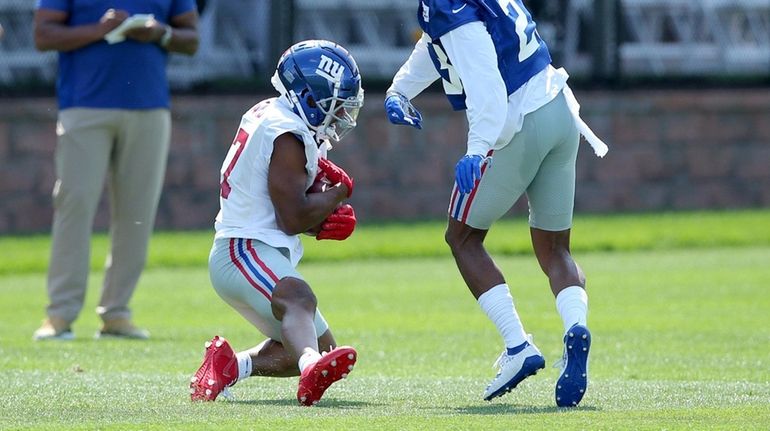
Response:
[2, 209, 770, 275]
[1, 210, 769, 430]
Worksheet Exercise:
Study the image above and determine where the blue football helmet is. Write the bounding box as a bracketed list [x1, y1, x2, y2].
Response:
[271, 40, 364, 143]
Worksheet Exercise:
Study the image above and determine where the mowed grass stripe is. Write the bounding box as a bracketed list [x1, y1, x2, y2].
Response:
[2, 209, 770, 274]
[3, 374, 768, 430]
[1, 221, 768, 429]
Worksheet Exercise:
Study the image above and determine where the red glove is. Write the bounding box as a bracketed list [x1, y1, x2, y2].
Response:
[316, 204, 356, 241]
[318, 158, 353, 198]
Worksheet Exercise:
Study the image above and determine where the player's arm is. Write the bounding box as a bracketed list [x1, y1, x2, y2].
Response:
[440, 21, 508, 157]
[440, 21, 508, 192]
[34, 8, 128, 52]
[388, 33, 441, 100]
[384, 33, 439, 129]
[268, 133, 348, 236]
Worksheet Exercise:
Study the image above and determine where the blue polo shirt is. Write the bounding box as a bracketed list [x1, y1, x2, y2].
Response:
[36, 0, 195, 109]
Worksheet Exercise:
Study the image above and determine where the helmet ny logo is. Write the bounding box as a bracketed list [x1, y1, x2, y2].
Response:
[316, 55, 345, 84]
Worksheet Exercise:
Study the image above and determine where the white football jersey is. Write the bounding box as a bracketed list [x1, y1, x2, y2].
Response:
[214, 96, 329, 267]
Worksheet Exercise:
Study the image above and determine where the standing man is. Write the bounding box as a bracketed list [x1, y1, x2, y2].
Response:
[32, 1, 199, 340]
[384, 0, 607, 407]
[189, 40, 362, 406]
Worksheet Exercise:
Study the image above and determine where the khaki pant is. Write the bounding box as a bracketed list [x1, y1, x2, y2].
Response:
[46, 108, 170, 324]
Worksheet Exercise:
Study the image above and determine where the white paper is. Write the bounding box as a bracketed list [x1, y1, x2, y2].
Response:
[104, 14, 155, 44]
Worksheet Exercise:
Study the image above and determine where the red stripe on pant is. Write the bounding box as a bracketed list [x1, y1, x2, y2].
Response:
[229, 238, 272, 300]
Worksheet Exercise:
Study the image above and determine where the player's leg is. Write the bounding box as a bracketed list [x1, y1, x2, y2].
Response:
[526, 91, 589, 330]
[446, 219, 544, 401]
[192, 237, 292, 401]
[270, 277, 320, 359]
[525, 90, 590, 407]
[35, 109, 115, 340]
[241, 328, 338, 378]
[444, 220, 502, 298]
[197, 238, 354, 404]
[446, 128, 548, 400]
[95, 109, 170, 339]
[271, 280, 357, 406]
[530, 228, 585, 297]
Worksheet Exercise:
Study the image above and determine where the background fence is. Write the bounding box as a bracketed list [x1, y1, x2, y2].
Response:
[1, 0, 768, 93]
[0, 1, 768, 234]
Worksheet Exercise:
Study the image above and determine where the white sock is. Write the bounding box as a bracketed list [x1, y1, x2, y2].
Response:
[236, 351, 252, 382]
[297, 349, 322, 373]
[477, 284, 528, 349]
[555, 285, 588, 334]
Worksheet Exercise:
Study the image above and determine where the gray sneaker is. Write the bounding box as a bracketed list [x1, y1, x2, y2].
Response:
[32, 317, 74, 341]
[95, 318, 150, 340]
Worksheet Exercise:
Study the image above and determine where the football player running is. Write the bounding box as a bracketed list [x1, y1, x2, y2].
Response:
[190, 40, 363, 406]
[385, 0, 608, 407]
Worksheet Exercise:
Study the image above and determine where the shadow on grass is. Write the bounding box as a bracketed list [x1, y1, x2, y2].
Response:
[449, 404, 600, 415]
[230, 398, 379, 409]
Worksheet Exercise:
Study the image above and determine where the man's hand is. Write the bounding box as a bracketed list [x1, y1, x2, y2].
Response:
[384, 92, 423, 129]
[124, 17, 166, 43]
[455, 154, 484, 194]
[316, 204, 356, 241]
[318, 158, 353, 198]
[98, 9, 129, 36]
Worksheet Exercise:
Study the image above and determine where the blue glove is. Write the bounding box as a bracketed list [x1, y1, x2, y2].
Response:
[384, 92, 423, 129]
[455, 154, 484, 194]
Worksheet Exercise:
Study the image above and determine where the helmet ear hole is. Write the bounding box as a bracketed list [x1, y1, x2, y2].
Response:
[301, 90, 317, 108]
[297, 88, 322, 126]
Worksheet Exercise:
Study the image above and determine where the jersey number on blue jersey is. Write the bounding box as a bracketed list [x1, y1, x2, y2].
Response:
[429, 0, 544, 97]
[430, 42, 463, 96]
[500, 0, 541, 62]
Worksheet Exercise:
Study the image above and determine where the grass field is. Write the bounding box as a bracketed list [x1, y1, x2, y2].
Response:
[1, 210, 769, 430]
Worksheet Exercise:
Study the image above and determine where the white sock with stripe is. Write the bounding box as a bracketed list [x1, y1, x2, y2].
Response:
[477, 284, 528, 349]
[236, 351, 252, 383]
[555, 285, 588, 334]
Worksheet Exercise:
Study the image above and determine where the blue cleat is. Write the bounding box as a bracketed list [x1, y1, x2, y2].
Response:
[483, 339, 546, 401]
[555, 324, 591, 407]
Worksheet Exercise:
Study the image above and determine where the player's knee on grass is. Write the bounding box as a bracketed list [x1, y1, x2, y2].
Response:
[271, 277, 318, 321]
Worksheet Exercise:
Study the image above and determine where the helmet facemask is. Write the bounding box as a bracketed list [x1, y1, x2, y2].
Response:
[314, 86, 364, 143]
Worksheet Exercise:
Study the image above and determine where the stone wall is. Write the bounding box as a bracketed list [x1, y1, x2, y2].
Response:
[0, 89, 768, 234]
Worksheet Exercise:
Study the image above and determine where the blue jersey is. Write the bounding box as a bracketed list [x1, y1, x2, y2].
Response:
[36, 0, 195, 109]
[417, 0, 551, 110]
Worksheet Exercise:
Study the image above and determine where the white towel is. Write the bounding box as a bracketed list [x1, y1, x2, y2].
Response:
[562, 84, 609, 158]
[104, 14, 155, 45]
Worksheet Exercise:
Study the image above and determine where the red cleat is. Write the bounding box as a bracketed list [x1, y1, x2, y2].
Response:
[190, 336, 238, 401]
[297, 346, 357, 406]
